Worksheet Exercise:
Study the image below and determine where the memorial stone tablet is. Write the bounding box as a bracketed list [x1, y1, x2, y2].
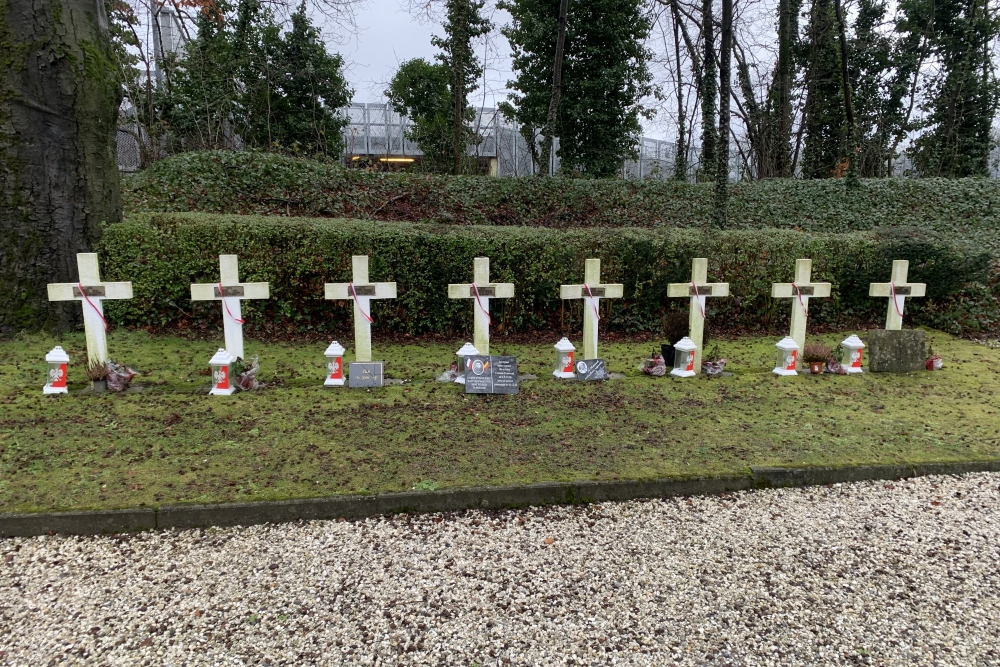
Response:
[464, 355, 519, 394]
[574, 358, 608, 381]
[349, 361, 385, 387]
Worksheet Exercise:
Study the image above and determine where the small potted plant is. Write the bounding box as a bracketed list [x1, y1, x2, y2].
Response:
[86, 361, 108, 393]
[661, 310, 707, 361]
[701, 344, 727, 377]
[802, 343, 832, 375]
[925, 343, 943, 371]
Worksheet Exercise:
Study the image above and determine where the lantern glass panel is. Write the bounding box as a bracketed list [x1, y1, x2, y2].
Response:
[674, 347, 693, 371]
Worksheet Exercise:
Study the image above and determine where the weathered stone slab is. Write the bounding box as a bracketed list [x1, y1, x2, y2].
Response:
[866, 329, 926, 373]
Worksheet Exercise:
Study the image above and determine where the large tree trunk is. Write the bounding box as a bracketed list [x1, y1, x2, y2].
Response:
[775, 0, 793, 177]
[538, 0, 570, 177]
[714, 0, 732, 227]
[1, 0, 121, 334]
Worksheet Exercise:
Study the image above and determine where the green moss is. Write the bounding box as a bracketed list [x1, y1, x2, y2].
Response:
[1, 330, 998, 514]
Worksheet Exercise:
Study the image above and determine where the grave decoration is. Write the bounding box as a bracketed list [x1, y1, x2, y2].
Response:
[841, 335, 865, 373]
[670, 336, 698, 377]
[639, 352, 668, 376]
[667, 258, 729, 375]
[190, 255, 270, 361]
[43, 346, 69, 395]
[448, 257, 514, 355]
[106, 360, 137, 392]
[209, 348, 237, 396]
[553, 338, 576, 379]
[926, 346, 943, 371]
[802, 343, 832, 375]
[443, 342, 481, 384]
[324, 341, 346, 386]
[869, 260, 926, 330]
[575, 358, 608, 381]
[47, 253, 134, 375]
[701, 345, 727, 377]
[464, 355, 519, 394]
[771, 259, 831, 352]
[324, 255, 397, 389]
[660, 311, 690, 365]
[774, 336, 799, 376]
[559, 258, 623, 364]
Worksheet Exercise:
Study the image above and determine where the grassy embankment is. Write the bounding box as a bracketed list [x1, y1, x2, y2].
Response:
[2, 330, 998, 514]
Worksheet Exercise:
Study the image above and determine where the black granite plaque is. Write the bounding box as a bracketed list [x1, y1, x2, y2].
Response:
[464, 355, 519, 394]
[574, 359, 608, 381]
[349, 361, 384, 387]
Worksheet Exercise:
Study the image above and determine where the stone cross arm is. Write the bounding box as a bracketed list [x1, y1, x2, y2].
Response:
[772, 283, 831, 298]
[48, 282, 133, 301]
[666, 282, 730, 297]
[190, 282, 271, 300]
[560, 284, 623, 299]
[869, 282, 926, 298]
[448, 283, 515, 299]
[326, 282, 397, 299]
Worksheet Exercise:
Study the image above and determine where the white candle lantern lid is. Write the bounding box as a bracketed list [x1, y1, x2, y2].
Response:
[45, 346, 70, 363]
[775, 336, 800, 351]
[554, 337, 576, 352]
[841, 334, 865, 349]
[456, 342, 480, 357]
[324, 340, 346, 357]
[673, 336, 697, 352]
[209, 348, 236, 366]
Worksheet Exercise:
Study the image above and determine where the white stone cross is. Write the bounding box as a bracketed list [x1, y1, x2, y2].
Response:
[771, 258, 831, 352]
[667, 258, 729, 374]
[560, 258, 623, 360]
[869, 260, 926, 330]
[448, 257, 514, 355]
[47, 253, 133, 368]
[324, 255, 397, 362]
[190, 255, 270, 360]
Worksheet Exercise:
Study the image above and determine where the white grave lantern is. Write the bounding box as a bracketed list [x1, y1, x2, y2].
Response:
[209, 348, 237, 396]
[43, 346, 70, 395]
[454, 342, 480, 384]
[553, 337, 576, 379]
[773, 337, 799, 376]
[841, 334, 865, 374]
[670, 336, 698, 378]
[324, 341, 346, 386]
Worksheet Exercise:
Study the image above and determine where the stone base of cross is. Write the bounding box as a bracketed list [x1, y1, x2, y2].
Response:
[324, 255, 397, 362]
[190, 255, 270, 360]
[560, 258, 623, 360]
[448, 257, 514, 355]
[771, 258, 831, 352]
[47, 253, 133, 368]
[667, 258, 729, 374]
[869, 260, 926, 330]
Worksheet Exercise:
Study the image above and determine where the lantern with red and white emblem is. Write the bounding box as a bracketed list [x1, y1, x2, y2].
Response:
[841, 334, 865, 374]
[209, 348, 237, 396]
[553, 337, 576, 379]
[324, 340, 346, 386]
[43, 346, 69, 395]
[773, 337, 799, 376]
[454, 342, 480, 385]
[670, 336, 698, 377]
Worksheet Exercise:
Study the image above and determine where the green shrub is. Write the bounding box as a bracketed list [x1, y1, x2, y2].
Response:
[123, 151, 1000, 256]
[98, 213, 1000, 337]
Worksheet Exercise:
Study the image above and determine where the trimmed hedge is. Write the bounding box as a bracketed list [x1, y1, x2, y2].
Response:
[123, 151, 1000, 256]
[98, 213, 999, 338]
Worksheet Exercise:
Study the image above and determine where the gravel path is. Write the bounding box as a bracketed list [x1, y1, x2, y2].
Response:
[2, 473, 999, 667]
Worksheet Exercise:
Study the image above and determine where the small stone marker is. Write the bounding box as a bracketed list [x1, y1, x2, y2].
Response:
[324, 255, 397, 362]
[560, 259, 623, 360]
[47, 253, 133, 368]
[867, 330, 926, 373]
[349, 361, 384, 387]
[448, 257, 514, 355]
[574, 358, 607, 382]
[869, 260, 926, 330]
[667, 258, 730, 375]
[771, 259, 831, 352]
[464, 355, 519, 394]
[190, 255, 270, 360]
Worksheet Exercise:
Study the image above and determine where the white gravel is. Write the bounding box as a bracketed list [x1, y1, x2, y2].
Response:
[2, 473, 1000, 667]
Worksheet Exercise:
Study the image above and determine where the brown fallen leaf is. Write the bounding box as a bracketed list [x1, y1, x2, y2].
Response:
[139, 637, 153, 647]
[544, 537, 555, 545]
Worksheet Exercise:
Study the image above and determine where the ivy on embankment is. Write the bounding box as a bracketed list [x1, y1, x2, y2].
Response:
[123, 151, 1000, 255]
[98, 213, 998, 338]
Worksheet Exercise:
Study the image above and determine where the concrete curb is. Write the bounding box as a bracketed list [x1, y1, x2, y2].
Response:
[2, 461, 998, 538]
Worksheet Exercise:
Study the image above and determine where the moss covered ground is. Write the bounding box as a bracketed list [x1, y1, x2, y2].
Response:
[2, 329, 999, 514]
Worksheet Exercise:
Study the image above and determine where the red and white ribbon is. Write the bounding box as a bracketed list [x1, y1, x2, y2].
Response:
[78, 283, 108, 331]
[691, 281, 705, 318]
[792, 282, 807, 310]
[219, 283, 245, 324]
[472, 283, 491, 326]
[890, 282, 905, 317]
[584, 284, 601, 321]
[349, 283, 374, 324]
